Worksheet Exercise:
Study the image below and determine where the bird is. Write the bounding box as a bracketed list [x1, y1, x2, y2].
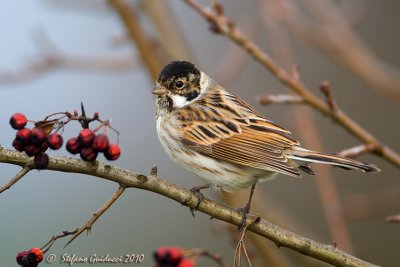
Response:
[152, 60, 380, 228]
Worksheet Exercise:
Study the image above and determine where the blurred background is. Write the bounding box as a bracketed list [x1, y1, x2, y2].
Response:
[0, 0, 399, 266]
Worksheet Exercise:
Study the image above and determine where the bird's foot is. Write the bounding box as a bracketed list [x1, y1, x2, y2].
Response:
[237, 202, 251, 231]
[189, 184, 210, 217]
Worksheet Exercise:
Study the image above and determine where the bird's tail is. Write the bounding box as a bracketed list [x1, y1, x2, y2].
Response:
[289, 147, 380, 173]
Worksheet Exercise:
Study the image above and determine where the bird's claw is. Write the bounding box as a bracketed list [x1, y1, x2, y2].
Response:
[189, 186, 206, 217]
[237, 203, 251, 231]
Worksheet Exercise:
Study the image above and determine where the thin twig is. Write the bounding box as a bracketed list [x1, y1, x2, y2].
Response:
[234, 215, 260, 267]
[0, 164, 32, 193]
[41, 230, 78, 253]
[183, 0, 400, 168]
[386, 214, 400, 224]
[64, 185, 126, 247]
[108, 0, 163, 80]
[256, 93, 303, 105]
[0, 148, 379, 267]
[140, 0, 193, 61]
[0, 53, 137, 86]
[337, 143, 380, 158]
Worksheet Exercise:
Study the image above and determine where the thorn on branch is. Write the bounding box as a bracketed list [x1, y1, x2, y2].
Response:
[41, 229, 79, 253]
[150, 165, 158, 176]
[212, 1, 224, 16]
[320, 81, 337, 112]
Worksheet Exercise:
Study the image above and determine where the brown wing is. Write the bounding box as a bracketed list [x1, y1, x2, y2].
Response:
[176, 89, 301, 177]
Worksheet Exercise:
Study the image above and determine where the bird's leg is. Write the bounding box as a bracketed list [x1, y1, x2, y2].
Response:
[238, 183, 256, 231]
[189, 184, 210, 216]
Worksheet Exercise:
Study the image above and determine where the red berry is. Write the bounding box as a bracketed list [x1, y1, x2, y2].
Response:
[66, 137, 82, 154]
[30, 128, 47, 145]
[17, 247, 43, 267]
[104, 144, 121, 160]
[16, 128, 31, 144]
[47, 133, 63, 150]
[178, 259, 195, 267]
[80, 147, 98, 161]
[16, 251, 29, 265]
[39, 141, 49, 153]
[154, 247, 183, 265]
[12, 139, 25, 152]
[78, 129, 95, 147]
[25, 144, 42, 157]
[28, 248, 43, 264]
[93, 134, 109, 152]
[169, 247, 183, 264]
[154, 247, 168, 264]
[34, 153, 49, 169]
[10, 113, 27, 130]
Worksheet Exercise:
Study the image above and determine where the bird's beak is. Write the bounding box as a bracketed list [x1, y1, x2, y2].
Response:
[152, 85, 167, 96]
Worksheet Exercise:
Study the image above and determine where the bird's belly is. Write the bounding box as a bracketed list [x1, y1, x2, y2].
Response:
[157, 117, 275, 191]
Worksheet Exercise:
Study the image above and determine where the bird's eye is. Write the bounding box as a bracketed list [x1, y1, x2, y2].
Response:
[175, 80, 185, 89]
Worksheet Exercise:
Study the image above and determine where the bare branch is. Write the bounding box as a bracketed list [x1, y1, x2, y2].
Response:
[41, 230, 78, 254]
[65, 185, 126, 247]
[256, 93, 303, 105]
[0, 164, 32, 193]
[337, 143, 380, 159]
[108, 0, 163, 80]
[0, 148, 379, 267]
[0, 53, 137, 86]
[386, 214, 400, 224]
[234, 215, 260, 267]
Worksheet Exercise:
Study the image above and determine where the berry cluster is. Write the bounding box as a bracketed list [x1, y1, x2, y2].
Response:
[10, 109, 120, 169]
[16, 248, 43, 267]
[66, 129, 120, 161]
[11, 114, 52, 169]
[154, 247, 194, 267]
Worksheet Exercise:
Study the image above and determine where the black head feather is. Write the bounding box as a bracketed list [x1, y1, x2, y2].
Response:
[158, 61, 200, 82]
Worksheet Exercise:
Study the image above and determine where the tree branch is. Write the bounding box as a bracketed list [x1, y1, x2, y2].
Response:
[183, 0, 400, 168]
[0, 147, 378, 267]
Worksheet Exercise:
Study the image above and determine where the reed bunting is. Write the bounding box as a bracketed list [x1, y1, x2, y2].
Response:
[153, 61, 379, 226]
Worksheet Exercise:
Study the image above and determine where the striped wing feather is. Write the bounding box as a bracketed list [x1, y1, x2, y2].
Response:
[178, 91, 301, 177]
